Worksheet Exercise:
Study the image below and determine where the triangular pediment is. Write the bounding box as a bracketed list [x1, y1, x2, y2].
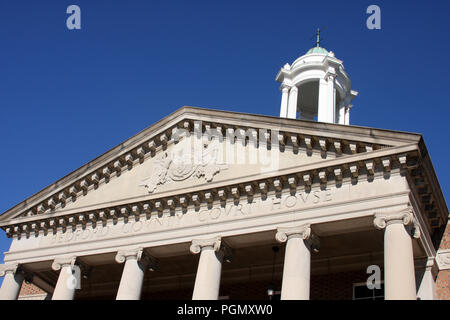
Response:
[0, 106, 425, 226]
[42, 134, 342, 215]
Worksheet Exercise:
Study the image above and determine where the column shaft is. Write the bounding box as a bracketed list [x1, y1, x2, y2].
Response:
[52, 264, 76, 300]
[318, 77, 335, 123]
[276, 225, 316, 300]
[116, 257, 145, 300]
[192, 247, 222, 300]
[0, 270, 24, 300]
[115, 248, 148, 300]
[338, 104, 346, 124]
[287, 87, 298, 119]
[280, 236, 311, 300]
[384, 223, 417, 299]
[344, 106, 350, 125]
[191, 237, 223, 300]
[279, 87, 289, 117]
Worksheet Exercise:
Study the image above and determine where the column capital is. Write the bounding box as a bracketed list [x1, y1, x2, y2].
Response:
[289, 86, 298, 93]
[115, 247, 145, 264]
[325, 67, 336, 82]
[51, 256, 77, 271]
[0, 263, 20, 277]
[190, 236, 221, 254]
[373, 207, 420, 238]
[115, 248, 157, 271]
[281, 85, 290, 93]
[325, 74, 336, 82]
[276, 224, 312, 243]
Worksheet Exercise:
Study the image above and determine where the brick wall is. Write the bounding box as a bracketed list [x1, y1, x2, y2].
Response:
[311, 270, 368, 300]
[19, 281, 46, 296]
[20, 270, 368, 300]
[436, 219, 450, 300]
[436, 269, 449, 300]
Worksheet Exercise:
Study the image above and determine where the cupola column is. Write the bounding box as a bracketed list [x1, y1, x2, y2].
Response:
[345, 105, 352, 125]
[279, 86, 290, 117]
[318, 73, 336, 123]
[287, 86, 298, 119]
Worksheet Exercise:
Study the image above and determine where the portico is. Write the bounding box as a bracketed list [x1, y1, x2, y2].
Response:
[0, 210, 431, 300]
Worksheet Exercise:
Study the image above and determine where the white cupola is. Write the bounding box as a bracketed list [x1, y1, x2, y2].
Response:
[276, 30, 358, 125]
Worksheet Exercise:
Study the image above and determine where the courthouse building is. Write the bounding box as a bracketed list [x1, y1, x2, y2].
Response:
[0, 42, 449, 300]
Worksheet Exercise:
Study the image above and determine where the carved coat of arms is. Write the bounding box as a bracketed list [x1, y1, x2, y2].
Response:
[140, 138, 227, 193]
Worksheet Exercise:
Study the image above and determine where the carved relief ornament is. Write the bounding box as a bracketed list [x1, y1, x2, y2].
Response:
[140, 139, 227, 193]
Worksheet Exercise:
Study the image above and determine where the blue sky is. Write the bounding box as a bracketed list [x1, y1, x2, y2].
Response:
[0, 0, 449, 284]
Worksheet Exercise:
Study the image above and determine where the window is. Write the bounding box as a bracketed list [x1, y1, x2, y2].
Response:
[353, 282, 384, 300]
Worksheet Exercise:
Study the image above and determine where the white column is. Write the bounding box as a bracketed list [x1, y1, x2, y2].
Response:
[276, 224, 318, 300]
[0, 263, 24, 300]
[374, 208, 420, 300]
[417, 259, 437, 300]
[338, 103, 346, 124]
[190, 237, 223, 300]
[287, 86, 298, 119]
[344, 105, 352, 125]
[279, 86, 289, 117]
[116, 248, 149, 300]
[51, 256, 77, 300]
[318, 74, 336, 123]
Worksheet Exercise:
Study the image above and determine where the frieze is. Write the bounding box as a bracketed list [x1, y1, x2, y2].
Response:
[39, 188, 333, 247]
